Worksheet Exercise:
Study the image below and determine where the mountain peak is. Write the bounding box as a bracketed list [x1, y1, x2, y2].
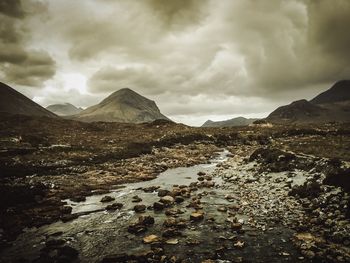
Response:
[73, 88, 169, 123]
[310, 80, 350, 104]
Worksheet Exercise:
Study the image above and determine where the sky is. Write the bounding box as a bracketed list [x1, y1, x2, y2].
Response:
[0, 0, 349, 126]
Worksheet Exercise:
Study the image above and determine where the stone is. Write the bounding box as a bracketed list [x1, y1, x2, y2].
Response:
[160, 196, 175, 205]
[143, 234, 160, 244]
[175, 196, 185, 203]
[190, 212, 204, 221]
[165, 238, 179, 245]
[128, 223, 147, 234]
[132, 195, 142, 203]
[162, 228, 181, 238]
[233, 240, 245, 249]
[100, 196, 115, 203]
[138, 215, 155, 226]
[105, 202, 123, 211]
[134, 204, 146, 213]
[153, 202, 165, 211]
[197, 171, 206, 176]
[217, 207, 227, 212]
[158, 189, 170, 197]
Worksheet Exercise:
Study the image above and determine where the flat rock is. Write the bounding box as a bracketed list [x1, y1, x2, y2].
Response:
[143, 234, 160, 244]
[190, 212, 204, 221]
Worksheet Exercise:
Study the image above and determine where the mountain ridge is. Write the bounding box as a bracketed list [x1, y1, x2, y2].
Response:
[266, 80, 350, 124]
[46, 103, 82, 116]
[202, 116, 259, 127]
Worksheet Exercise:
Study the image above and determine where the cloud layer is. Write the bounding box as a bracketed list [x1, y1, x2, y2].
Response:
[1, 0, 349, 125]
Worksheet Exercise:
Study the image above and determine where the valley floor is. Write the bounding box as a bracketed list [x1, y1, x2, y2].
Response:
[0, 114, 349, 262]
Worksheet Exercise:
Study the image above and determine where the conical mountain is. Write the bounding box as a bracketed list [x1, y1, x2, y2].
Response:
[0, 82, 57, 118]
[73, 88, 169, 123]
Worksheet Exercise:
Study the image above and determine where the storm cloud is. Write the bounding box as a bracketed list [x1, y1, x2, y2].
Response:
[1, 0, 349, 125]
[0, 0, 56, 87]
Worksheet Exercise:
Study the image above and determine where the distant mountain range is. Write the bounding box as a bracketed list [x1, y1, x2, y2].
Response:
[266, 80, 350, 124]
[1, 80, 349, 125]
[46, 103, 82, 116]
[202, 117, 259, 127]
[70, 88, 170, 123]
[0, 82, 57, 118]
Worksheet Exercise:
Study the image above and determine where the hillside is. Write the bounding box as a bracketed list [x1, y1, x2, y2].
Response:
[0, 82, 57, 118]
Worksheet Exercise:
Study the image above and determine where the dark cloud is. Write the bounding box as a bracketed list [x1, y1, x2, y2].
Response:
[2, 50, 56, 87]
[0, 0, 24, 18]
[144, 0, 209, 29]
[88, 66, 161, 95]
[2, 0, 350, 125]
[0, 1, 56, 87]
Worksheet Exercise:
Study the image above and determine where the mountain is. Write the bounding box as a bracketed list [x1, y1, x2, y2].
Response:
[0, 82, 57, 118]
[202, 117, 259, 127]
[310, 80, 350, 104]
[266, 80, 350, 124]
[46, 103, 82, 116]
[72, 88, 170, 123]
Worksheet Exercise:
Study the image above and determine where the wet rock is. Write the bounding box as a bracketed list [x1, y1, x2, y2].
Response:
[128, 223, 147, 234]
[138, 215, 155, 226]
[175, 196, 185, 203]
[160, 196, 175, 205]
[204, 176, 212, 181]
[134, 204, 146, 213]
[158, 189, 170, 197]
[190, 212, 204, 221]
[153, 202, 165, 211]
[143, 234, 160, 244]
[132, 195, 142, 203]
[70, 196, 86, 202]
[142, 186, 160, 193]
[165, 208, 184, 216]
[197, 171, 206, 176]
[162, 228, 181, 238]
[197, 176, 205, 181]
[105, 202, 123, 211]
[100, 196, 115, 203]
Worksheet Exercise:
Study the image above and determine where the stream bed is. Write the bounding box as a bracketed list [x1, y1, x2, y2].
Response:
[0, 149, 310, 263]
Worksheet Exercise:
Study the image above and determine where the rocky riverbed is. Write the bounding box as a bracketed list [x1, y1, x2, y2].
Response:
[1, 145, 349, 263]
